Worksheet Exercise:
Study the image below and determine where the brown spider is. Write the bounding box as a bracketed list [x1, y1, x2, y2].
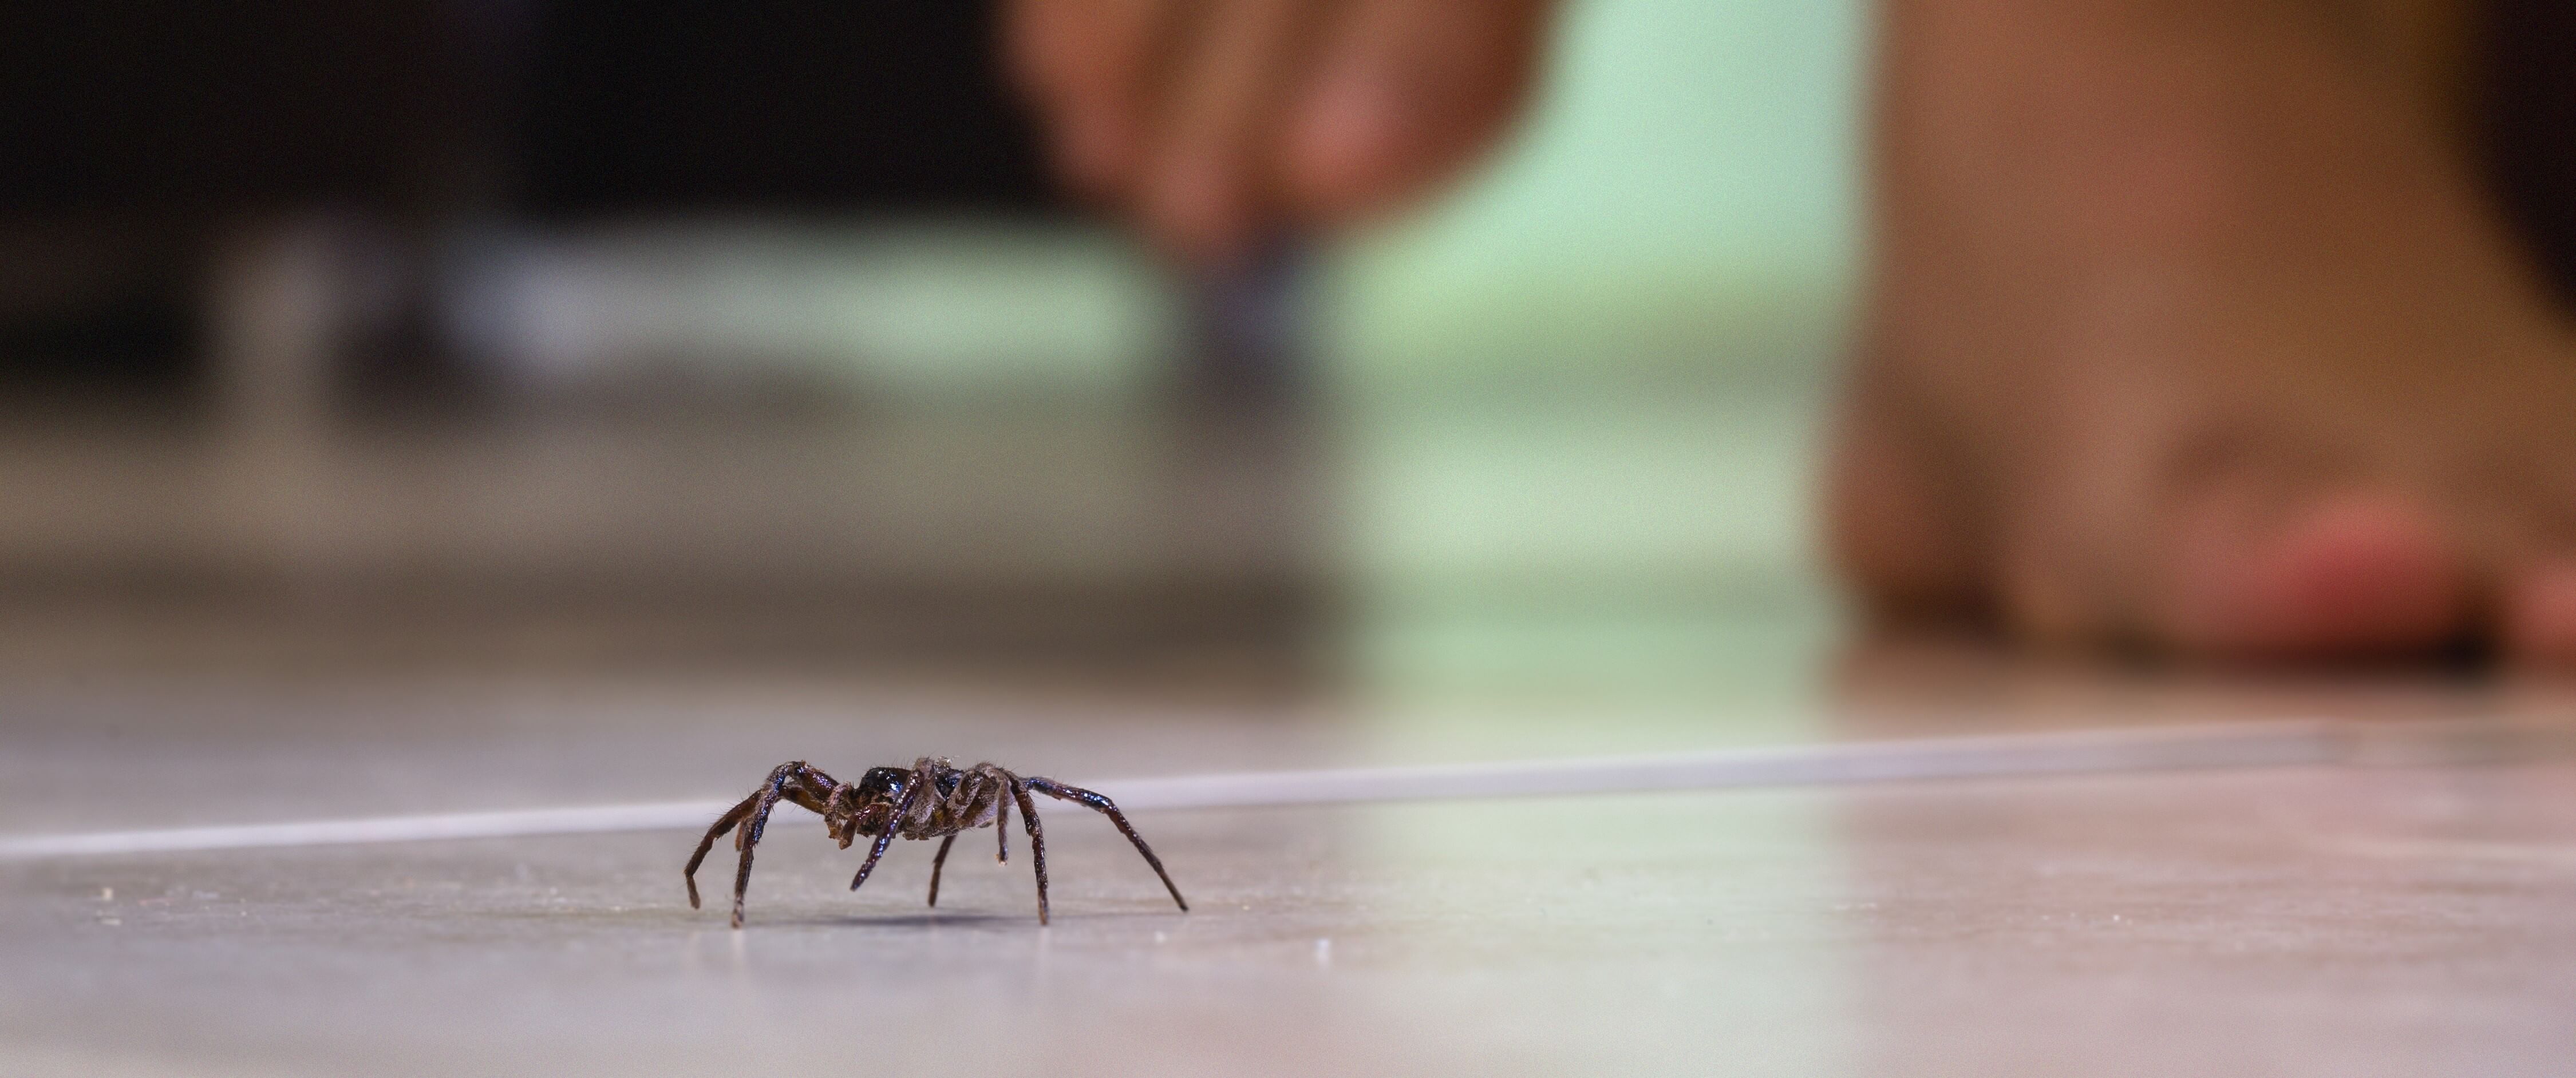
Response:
[683, 758, 1187, 928]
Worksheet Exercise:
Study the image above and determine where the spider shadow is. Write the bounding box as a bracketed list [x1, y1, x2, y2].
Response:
[757, 908, 1177, 931]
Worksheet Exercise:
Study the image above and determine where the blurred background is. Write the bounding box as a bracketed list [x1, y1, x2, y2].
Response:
[0, 0, 1860, 716]
[13, 14, 2576, 1075]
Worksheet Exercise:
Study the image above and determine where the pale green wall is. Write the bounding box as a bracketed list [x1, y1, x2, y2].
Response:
[1325, 0, 1864, 391]
[1325, 0, 1867, 701]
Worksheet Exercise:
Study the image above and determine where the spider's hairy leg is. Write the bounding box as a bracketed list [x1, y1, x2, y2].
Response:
[729, 774, 796, 929]
[702, 762, 843, 928]
[927, 833, 958, 907]
[1009, 777, 1050, 925]
[820, 780, 859, 849]
[848, 772, 926, 894]
[1026, 776, 1188, 912]
[976, 768, 1012, 865]
[844, 818, 900, 894]
[683, 792, 761, 910]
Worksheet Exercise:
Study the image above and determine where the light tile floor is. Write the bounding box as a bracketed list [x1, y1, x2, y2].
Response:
[3, 664, 2573, 1077]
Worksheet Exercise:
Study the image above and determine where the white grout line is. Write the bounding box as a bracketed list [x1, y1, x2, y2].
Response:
[0, 721, 2369, 861]
[0, 802, 743, 859]
[1102, 719, 2352, 808]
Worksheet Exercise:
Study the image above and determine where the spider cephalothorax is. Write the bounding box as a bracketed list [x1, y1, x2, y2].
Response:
[817, 766, 913, 848]
[684, 757, 1187, 928]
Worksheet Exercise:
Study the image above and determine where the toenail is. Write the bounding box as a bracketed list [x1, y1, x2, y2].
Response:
[2174, 496, 2467, 659]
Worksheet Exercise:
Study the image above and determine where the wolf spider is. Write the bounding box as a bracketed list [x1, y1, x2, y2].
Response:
[683, 758, 1188, 928]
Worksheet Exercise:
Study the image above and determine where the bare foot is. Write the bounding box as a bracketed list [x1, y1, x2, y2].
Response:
[1831, 0, 2576, 665]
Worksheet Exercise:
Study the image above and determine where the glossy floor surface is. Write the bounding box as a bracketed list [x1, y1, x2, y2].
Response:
[4, 665, 2575, 1077]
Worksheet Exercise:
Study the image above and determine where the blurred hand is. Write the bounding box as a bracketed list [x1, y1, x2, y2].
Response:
[1003, 0, 1555, 264]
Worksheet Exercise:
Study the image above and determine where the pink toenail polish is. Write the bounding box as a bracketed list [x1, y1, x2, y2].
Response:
[2178, 496, 2467, 660]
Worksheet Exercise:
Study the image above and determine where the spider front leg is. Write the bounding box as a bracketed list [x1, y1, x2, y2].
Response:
[1009, 778, 1050, 925]
[683, 792, 760, 911]
[687, 762, 831, 929]
[726, 784, 792, 929]
[1025, 776, 1188, 912]
[926, 833, 957, 907]
[847, 779, 926, 895]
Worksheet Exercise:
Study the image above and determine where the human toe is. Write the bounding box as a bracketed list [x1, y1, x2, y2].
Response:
[2165, 494, 2471, 661]
[2503, 564, 2576, 668]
